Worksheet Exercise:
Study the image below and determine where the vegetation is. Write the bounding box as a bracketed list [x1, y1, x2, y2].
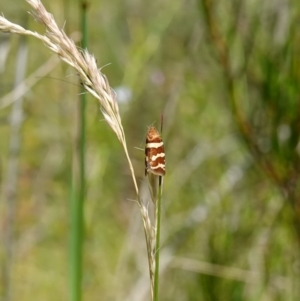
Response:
[1, 0, 300, 300]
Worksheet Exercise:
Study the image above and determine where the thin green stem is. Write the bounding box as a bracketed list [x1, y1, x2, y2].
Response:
[154, 176, 163, 301]
[70, 2, 88, 301]
[70, 179, 84, 301]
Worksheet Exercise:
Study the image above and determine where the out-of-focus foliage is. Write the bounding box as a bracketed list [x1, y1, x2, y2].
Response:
[0, 0, 300, 301]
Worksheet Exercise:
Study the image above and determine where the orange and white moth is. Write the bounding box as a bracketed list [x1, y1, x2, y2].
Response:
[145, 126, 166, 176]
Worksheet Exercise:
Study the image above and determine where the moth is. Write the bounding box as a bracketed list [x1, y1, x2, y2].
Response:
[145, 126, 166, 176]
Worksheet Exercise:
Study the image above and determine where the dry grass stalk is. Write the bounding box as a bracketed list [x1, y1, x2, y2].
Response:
[0, 0, 157, 297]
[0, 55, 59, 109]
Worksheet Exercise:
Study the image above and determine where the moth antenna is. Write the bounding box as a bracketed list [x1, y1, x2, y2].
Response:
[160, 114, 164, 135]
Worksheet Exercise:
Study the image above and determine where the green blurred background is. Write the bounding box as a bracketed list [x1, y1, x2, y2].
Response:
[1, 0, 300, 300]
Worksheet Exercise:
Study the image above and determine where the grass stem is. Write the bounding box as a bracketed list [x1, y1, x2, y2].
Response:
[70, 2, 88, 301]
[154, 176, 163, 301]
